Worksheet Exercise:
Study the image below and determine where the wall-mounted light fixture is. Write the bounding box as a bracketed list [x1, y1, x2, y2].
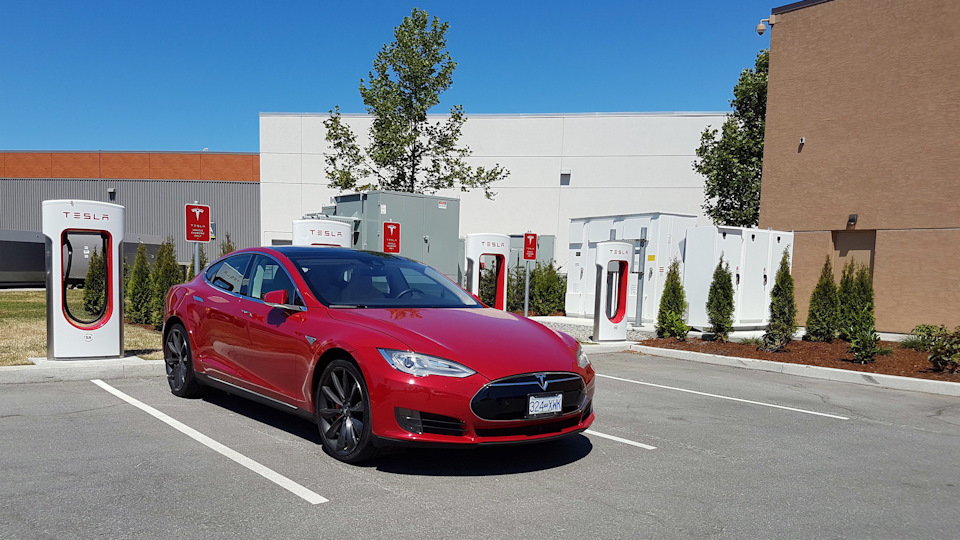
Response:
[107, 188, 117, 201]
[847, 214, 858, 227]
[560, 169, 571, 186]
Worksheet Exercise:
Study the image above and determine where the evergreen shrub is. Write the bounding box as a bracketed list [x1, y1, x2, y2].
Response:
[706, 258, 734, 342]
[127, 243, 153, 325]
[656, 260, 688, 340]
[804, 255, 839, 342]
[761, 250, 797, 352]
[151, 237, 183, 329]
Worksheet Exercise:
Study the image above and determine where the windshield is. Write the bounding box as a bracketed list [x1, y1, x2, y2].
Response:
[288, 251, 482, 309]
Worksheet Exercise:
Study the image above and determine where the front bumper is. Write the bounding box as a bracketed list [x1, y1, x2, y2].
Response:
[363, 353, 596, 446]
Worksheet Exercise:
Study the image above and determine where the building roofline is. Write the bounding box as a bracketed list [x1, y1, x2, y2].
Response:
[259, 111, 727, 119]
[0, 150, 258, 155]
[772, 0, 834, 16]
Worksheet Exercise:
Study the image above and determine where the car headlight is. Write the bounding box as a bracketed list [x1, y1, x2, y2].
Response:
[577, 345, 591, 369]
[379, 349, 476, 378]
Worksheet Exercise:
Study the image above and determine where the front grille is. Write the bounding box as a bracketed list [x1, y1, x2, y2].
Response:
[421, 412, 466, 437]
[475, 415, 582, 438]
[471, 372, 585, 421]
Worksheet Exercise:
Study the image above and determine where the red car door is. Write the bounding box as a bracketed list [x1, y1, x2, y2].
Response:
[190, 253, 253, 381]
[233, 254, 314, 407]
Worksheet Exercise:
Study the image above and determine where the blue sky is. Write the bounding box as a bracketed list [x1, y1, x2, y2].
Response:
[1, 1, 774, 152]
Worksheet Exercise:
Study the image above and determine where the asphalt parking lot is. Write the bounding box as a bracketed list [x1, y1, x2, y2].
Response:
[2, 351, 959, 539]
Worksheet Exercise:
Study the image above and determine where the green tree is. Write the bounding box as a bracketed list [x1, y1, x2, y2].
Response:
[848, 301, 881, 364]
[693, 50, 768, 227]
[126, 243, 153, 325]
[837, 259, 859, 340]
[324, 8, 508, 198]
[187, 243, 208, 278]
[82, 249, 107, 317]
[804, 256, 840, 342]
[761, 250, 797, 352]
[530, 261, 566, 316]
[151, 237, 183, 330]
[656, 260, 688, 340]
[706, 258, 735, 342]
[219, 232, 237, 256]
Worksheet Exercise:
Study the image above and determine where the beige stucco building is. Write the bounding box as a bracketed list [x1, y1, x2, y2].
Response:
[759, 0, 960, 332]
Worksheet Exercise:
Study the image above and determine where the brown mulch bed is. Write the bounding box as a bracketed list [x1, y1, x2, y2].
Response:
[638, 338, 960, 383]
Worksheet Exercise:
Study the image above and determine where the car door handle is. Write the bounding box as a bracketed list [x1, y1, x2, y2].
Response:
[241, 309, 252, 316]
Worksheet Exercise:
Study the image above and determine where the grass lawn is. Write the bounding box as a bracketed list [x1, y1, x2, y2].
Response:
[0, 289, 164, 366]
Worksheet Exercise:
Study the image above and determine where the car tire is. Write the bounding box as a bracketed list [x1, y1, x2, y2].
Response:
[315, 359, 378, 463]
[164, 323, 204, 398]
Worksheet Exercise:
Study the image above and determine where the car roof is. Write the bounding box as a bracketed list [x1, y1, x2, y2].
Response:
[267, 246, 410, 262]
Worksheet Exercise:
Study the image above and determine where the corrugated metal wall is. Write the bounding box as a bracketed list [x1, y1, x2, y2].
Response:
[1, 178, 260, 263]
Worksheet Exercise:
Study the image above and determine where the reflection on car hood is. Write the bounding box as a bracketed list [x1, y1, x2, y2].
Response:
[327, 307, 579, 381]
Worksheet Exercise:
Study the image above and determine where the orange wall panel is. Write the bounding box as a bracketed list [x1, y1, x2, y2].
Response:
[200, 154, 258, 182]
[100, 153, 150, 179]
[150, 153, 201, 179]
[51, 153, 100, 178]
[4, 153, 52, 178]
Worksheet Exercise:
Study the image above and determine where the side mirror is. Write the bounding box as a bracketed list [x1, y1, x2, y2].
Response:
[263, 290, 288, 305]
[263, 290, 306, 312]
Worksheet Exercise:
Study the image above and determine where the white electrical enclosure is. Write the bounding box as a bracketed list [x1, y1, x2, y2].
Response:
[684, 226, 794, 329]
[593, 241, 632, 341]
[464, 233, 510, 310]
[292, 219, 352, 247]
[565, 212, 697, 323]
[42, 200, 125, 360]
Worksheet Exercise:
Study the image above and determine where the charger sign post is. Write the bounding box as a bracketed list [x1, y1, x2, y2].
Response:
[523, 232, 537, 316]
[383, 222, 400, 253]
[185, 204, 211, 243]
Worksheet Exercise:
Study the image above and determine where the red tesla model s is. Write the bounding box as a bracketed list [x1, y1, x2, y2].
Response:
[163, 247, 595, 463]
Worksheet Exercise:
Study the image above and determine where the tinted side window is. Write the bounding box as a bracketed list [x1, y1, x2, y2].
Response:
[207, 254, 252, 293]
[248, 255, 298, 302]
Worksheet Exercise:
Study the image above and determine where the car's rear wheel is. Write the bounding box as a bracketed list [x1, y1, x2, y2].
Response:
[315, 359, 377, 463]
[164, 323, 204, 398]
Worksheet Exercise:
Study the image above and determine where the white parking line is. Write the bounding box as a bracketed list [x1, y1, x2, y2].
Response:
[585, 429, 657, 450]
[91, 379, 328, 505]
[596, 373, 850, 420]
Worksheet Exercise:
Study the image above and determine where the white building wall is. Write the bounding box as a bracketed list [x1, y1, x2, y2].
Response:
[259, 112, 723, 271]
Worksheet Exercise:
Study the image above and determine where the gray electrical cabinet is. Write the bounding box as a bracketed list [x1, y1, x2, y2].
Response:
[326, 191, 461, 280]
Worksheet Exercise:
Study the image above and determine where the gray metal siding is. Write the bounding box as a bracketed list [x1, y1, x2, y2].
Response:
[1, 178, 260, 264]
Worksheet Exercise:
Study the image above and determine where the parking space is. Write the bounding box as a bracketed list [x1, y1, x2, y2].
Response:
[2, 351, 959, 539]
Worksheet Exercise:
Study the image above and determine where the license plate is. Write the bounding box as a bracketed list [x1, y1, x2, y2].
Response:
[528, 392, 563, 416]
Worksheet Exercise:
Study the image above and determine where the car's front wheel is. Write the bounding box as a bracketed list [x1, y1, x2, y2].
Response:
[164, 323, 204, 398]
[315, 359, 377, 463]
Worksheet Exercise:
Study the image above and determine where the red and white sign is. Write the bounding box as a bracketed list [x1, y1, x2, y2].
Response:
[185, 204, 211, 243]
[523, 233, 538, 261]
[383, 221, 400, 253]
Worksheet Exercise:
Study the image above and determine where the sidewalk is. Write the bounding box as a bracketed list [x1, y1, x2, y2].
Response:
[0, 356, 164, 384]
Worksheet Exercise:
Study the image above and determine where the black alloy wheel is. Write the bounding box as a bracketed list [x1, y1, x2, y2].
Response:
[164, 323, 204, 398]
[315, 359, 377, 463]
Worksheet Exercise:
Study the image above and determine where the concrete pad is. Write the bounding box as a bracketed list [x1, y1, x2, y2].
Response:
[0, 356, 164, 384]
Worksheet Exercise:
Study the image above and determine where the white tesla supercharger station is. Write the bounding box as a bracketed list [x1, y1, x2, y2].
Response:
[464, 233, 510, 310]
[292, 219, 352, 247]
[593, 241, 632, 342]
[42, 200, 125, 360]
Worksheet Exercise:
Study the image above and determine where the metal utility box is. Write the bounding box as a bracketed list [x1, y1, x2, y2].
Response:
[565, 212, 697, 323]
[684, 226, 794, 330]
[327, 191, 460, 280]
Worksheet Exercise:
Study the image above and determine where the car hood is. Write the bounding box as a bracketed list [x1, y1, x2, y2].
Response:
[327, 307, 581, 381]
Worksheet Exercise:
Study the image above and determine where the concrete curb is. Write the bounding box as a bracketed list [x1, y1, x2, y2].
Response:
[631, 345, 960, 397]
[0, 357, 164, 384]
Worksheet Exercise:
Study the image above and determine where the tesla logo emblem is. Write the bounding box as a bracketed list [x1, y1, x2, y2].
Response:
[191, 208, 205, 219]
[386, 224, 397, 234]
[535, 373, 548, 391]
[527, 236, 535, 245]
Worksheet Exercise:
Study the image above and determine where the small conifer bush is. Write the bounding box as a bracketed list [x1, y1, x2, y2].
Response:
[82, 249, 107, 317]
[656, 260, 688, 340]
[804, 255, 839, 342]
[151, 237, 184, 330]
[837, 259, 858, 340]
[187, 243, 209, 279]
[219, 232, 237, 256]
[706, 258, 734, 342]
[848, 303, 881, 364]
[761, 250, 797, 352]
[127, 243, 153, 325]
